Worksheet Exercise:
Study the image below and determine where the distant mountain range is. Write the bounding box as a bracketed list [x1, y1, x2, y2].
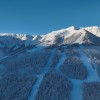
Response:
[0, 26, 100, 51]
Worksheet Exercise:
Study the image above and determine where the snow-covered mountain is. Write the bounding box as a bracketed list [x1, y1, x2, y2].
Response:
[0, 33, 42, 48]
[0, 26, 100, 50]
[0, 26, 100, 100]
[83, 26, 100, 37]
[41, 26, 100, 45]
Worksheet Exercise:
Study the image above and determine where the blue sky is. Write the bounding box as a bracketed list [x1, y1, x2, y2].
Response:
[0, 0, 100, 35]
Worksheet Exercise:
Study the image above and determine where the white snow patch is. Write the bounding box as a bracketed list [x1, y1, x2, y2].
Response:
[71, 79, 82, 100]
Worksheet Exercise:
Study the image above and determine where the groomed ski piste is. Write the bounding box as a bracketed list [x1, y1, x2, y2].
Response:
[27, 45, 100, 100]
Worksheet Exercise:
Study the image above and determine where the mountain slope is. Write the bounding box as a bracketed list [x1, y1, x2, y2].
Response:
[0, 26, 100, 100]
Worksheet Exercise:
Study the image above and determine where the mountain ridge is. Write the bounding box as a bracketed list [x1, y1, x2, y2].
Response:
[0, 26, 100, 50]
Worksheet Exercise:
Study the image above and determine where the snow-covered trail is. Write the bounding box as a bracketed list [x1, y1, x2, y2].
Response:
[70, 48, 83, 100]
[54, 46, 83, 100]
[71, 45, 100, 100]
[55, 47, 67, 70]
[79, 45, 100, 82]
[71, 79, 83, 100]
[28, 49, 56, 100]
[54, 46, 82, 100]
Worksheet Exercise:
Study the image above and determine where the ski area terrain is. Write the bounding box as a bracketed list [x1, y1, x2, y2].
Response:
[0, 26, 100, 100]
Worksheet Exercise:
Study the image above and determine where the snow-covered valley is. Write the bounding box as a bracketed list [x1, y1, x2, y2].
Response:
[0, 26, 100, 100]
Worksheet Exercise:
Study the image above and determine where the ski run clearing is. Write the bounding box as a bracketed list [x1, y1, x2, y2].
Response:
[27, 45, 100, 100]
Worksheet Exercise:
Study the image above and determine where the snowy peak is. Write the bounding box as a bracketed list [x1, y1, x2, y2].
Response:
[66, 26, 79, 30]
[42, 27, 100, 45]
[82, 26, 100, 37]
[0, 26, 100, 50]
[0, 33, 42, 52]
